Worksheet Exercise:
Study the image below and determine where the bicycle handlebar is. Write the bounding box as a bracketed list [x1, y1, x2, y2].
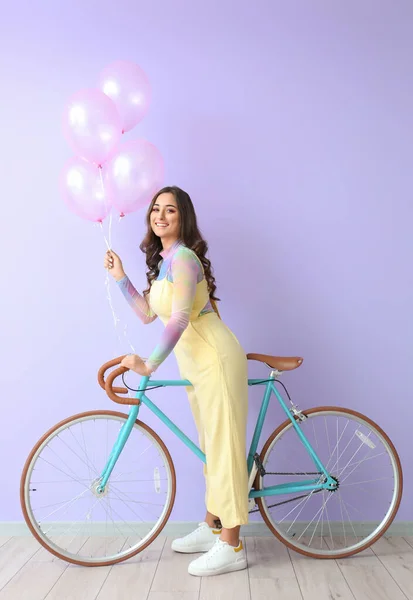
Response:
[97, 355, 140, 406]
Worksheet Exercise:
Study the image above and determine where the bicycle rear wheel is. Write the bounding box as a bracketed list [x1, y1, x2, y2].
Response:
[255, 406, 402, 559]
[20, 410, 176, 566]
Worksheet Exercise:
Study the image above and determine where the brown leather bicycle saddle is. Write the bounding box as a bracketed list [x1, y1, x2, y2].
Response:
[247, 353, 303, 371]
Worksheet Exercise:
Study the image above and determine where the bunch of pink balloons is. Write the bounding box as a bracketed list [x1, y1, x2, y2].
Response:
[60, 60, 164, 222]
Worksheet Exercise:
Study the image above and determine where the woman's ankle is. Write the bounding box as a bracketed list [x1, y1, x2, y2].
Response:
[220, 526, 241, 547]
[205, 512, 222, 529]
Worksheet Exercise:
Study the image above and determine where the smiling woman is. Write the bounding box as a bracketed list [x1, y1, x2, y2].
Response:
[103, 185, 250, 576]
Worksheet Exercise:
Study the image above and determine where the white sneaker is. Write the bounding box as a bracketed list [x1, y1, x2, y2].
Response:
[188, 538, 247, 576]
[171, 522, 222, 553]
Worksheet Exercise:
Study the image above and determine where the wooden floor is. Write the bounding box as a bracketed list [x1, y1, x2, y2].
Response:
[0, 535, 412, 599]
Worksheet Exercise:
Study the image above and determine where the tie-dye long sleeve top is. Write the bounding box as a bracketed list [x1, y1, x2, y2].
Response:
[116, 241, 214, 373]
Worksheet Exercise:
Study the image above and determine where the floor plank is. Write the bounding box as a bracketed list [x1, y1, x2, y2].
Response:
[0, 537, 88, 600]
[200, 569, 250, 600]
[0, 541, 10, 551]
[288, 538, 354, 600]
[326, 537, 408, 600]
[96, 535, 166, 600]
[246, 537, 302, 600]
[148, 593, 199, 600]
[44, 537, 126, 600]
[150, 537, 201, 594]
[371, 536, 413, 599]
[404, 537, 413, 550]
[0, 537, 42, 591]
[199, 538, 250, 600]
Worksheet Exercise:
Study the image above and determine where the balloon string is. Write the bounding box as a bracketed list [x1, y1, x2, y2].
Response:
[100, 221, 111, 251]
[108, 211, 113, 249]
[98, 166, 113, 248]
[99, 214, 136, 355]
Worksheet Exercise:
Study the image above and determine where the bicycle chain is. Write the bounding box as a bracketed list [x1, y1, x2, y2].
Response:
[249, 453, 325, 513]
[249, 470, 324, 515]
[264, 472, 322, 476]
[248, 488, 324, 513]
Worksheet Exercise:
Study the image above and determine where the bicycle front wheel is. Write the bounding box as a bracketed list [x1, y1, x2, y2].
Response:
[20, 410, 176, 566]
[255, 406, 403, 559]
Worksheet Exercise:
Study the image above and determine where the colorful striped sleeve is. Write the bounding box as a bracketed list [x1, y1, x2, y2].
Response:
[116, 275, 158, 324]
[145, 247, 200, 373]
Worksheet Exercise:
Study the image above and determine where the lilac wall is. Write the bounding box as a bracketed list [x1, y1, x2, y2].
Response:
[1, 1, 412, 522]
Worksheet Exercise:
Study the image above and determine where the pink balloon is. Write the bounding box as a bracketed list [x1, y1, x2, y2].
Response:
[106, 139, 164, 215]
[98, 61, 152, 133]
[60, 157, 112, 222]
[62, 89, 122, 166]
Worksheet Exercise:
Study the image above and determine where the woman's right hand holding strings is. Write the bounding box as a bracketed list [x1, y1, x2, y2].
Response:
[104, 250, 126, 282]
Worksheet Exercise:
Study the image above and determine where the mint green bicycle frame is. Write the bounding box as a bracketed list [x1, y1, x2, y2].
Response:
[98, 375, 338, 497]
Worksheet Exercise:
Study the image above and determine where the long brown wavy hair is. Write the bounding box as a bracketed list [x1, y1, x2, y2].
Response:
[140, 186, 220, 304]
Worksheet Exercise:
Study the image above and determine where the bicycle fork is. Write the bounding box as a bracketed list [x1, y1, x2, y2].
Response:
[97, 404, 141, 493]
[97, 381, 147, 493]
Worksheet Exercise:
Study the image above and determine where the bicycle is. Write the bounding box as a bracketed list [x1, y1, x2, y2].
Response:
[20, 353, 403, 566]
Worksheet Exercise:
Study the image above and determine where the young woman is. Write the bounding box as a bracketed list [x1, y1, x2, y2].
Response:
[104, 186, 249, 577]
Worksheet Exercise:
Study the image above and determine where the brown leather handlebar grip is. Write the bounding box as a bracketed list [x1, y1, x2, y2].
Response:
[98, 355, 140, 405]
[105, 366, 140, 406]
[97, 356, 129, 395]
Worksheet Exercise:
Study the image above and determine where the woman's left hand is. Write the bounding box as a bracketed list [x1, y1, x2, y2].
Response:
[121, 354, 151, 376]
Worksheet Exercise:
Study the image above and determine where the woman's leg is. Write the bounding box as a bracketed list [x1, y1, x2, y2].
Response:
[220, 526, 241, 547]
[205, 512, 239, 546]
[185, 342, 249, 534]
[198, 356, 249, 532]
[186, 388, 211, 510]
[204, 511, 222, 529]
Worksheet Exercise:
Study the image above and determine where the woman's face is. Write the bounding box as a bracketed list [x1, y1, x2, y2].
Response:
[150, 192, 180, 242]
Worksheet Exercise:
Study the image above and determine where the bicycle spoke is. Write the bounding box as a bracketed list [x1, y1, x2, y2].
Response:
[337, 451, 387, 475]
[319, 492, 324, 548]
[36, 487, 90, 522]
[324, 421, 349, 476]
[338, 493, 358, 540]
[296, 490, 335, 543]
[107, 486, 153, 523]
[111, 486, 165, 507]
[31, 479, 91, 484]
[327, 428, 358, 475]
[337, 492, 364, 521]
[324, 416, 332, 459]
[32, 498, 84, 512]
[338, 489, 347, 546]
[104, 495, 127, 541]
[112, 443, 157, 482]
[37, 455, 88, 488]
[101, 496, 145, 538]
[340, 476, 393, 487]
[57, 433, 99, 480]
[325, 501, 334, 550]
[276, 491, 314, 524]
[72, 423, 98, 477]
[285, 489, 318, 533]
[334, 435, 373, 481]
[307, 501, 327, 547]
[339, 448, 376, 485]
